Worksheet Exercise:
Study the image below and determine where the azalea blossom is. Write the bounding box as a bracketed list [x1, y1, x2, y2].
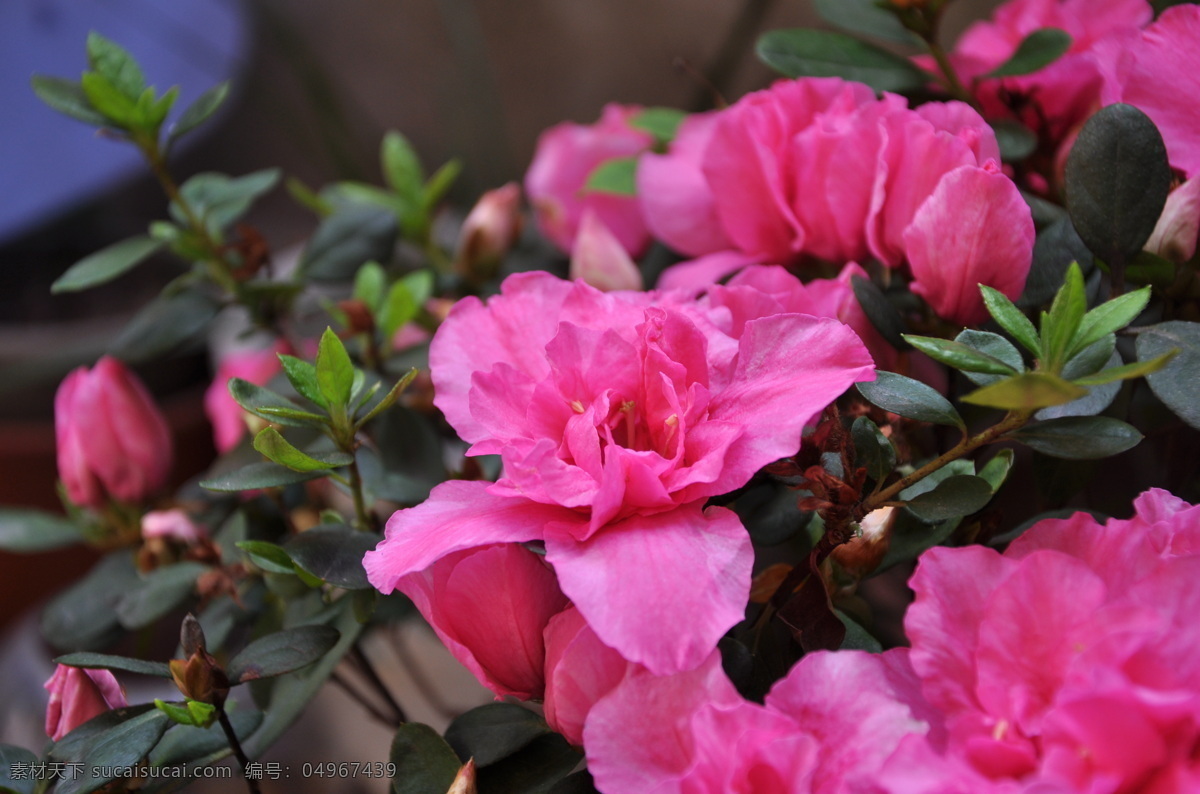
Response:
[365, 271, 874, 675]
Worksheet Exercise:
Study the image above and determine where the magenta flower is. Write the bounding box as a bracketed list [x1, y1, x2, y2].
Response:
[524, 104, 654, 255]
[365, 271, 874, 674]
[141, 509, 208, 544]
[204, 342, 287, 454]
[44, 664, 127, 741]
[55, 356, 173, 509]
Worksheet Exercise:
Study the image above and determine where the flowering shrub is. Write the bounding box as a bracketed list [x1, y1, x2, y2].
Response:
[4, 1, 1200, 792]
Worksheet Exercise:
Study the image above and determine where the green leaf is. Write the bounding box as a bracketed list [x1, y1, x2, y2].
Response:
[583, 157, 638, 196]
[1073, 350, 1176, 386]
[1062, 334, 1116, 379]
[1038, 350, 1121, 419]
[857, 371, 964, 429]
[54, 653, 171, 679]
[353, 261, 387, 313]
[1134, 320, 1200, 429]
[236, 540, 296, 574]
[445, 703, 552, 767]
[993, 119, 1038, 162]
[199, 461, 328, 492]
[86, 32, 146, 98]
[903, 335, 1019, 376]
[732, 481, 809, 546]
[115, 562, 207, 629]
[167, 81, 231, 148]
[1070, 285, 1151, 358]
[380, 271, 434, 342]
[390, 724, 461, 794]
[79, 71, 136, 127]
[1126, 249, 1177, 288]
[851, 416, 896, 484]
[756, 28, 931, 92]
[227, 378, 327, 427]
[355, 368, 418, 429]
[981, 286, 1041, 356]
[1024, 220, 1092, 308]
[147, 709, 262, 769]
[381, 130, 425, 207]
[472, 734, 582, 793]
[173, 169, 280, 234]
[904, 475, 994, 523]
[284, 526, 376, 590]
[422, 158, 463, 214]
[316, 328, 355, 409]
[880, 460, 974, 569]
[276, 355, 328, 409]
[1065, 103, 1172, 267]
[836, 610, 883, 653]
[955, 330, 1026, 387]
[0, 509, 84, 552]
[962, 371, 1087, 410]
[51, 236, 163, 293]
[851, 275, 908, 350]
[977, 449, 1015, 493]
[984, 28, 1072, 78]
[300, 206, 398, 282]
[143, 85, 179, 131]
[0, 744, 39, 794]
[42, 552, 140, 651]
[31, 75, 108, 125]
[227, 625, 341, 683]
[1011, 416, 1143, 459]
[1040, 261, 1087, 369]
[629, 107, 687, 143]
[364, 407, 448, 503]
[813, 0, 919, 44]
[253, 428, 352, 472]
[52, 708, 171, 794]
[548, 771, 600, 794]
[110, 288, 220, 363]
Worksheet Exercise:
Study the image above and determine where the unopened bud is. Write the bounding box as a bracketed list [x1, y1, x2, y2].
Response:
[1145, 176, 1200, 263]
[171, 615, 229, 705]
[456, 183, 522, 283]
[446, 759, 477, 794]
[830, 506, 895, 578]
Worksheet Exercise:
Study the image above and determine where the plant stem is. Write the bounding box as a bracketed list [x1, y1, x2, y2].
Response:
[331, 669, 401, 726]
[216, 706, 261, 794]
[925, 38, 975, 106]
[349, 645, 408, 724]
[346, 456, 373, 531]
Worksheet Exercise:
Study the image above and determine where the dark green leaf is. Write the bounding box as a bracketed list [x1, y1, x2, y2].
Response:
[990, 507, 1106, 547]
[381, 130, 425, 207]
[54, 708, 171, 794]
[1126, 249, 1177, 288]
[1040, 261, 1087, 369]
[984, 28, 1072, 78]
[366, 406, 449, 503]
[629, 107, 687, 142]
[227, 378, 326, 427]
[285, 525, 376, 589]
[1024, 221, 1092, 308]
[116, 562, 207, 629]
[548, 770, 600, 794]
[1071, 286, 1151, 357]
[583, 157, 638, 196]
[390, 723, 461, 794]
[993, 119, 1038, 162]
[0, 509, 84, 552]
[1038, 350, 1121, 419]
[851, 275, 908, 350]
[1135, 320, 1200, 429]
[277, 355, 328, 408]
[173, 169, 280, 234]
[1062, 334, 1116, 379]
[904, 475, 994, 522]
[199, 461, 328, 492]
[1011, 416, 1143, 459]
[962, 371, 1087, 410]
[86, 32, 145, 98]
[880, 460, 974, 569]
[148, 709, 262, 769]
[42, 552, 139, 651]
[813, 0, 919, 44]
[301, 206, 398, 282]
[445, 703, 552, 767]
[236, 540, 295, 574]
[253, 428, 352, 472]
[227, 625, 341, 683]
[903, 335, 1019, 375]
[1073, 351, 1175, 386]
[0, 744, 39, 794]
[977, 449, 1015, 493]
[981, 286, 1041, 355]
[1065, 103, 1173, 267]
[857, 371, 964, 429]
[956, 330, 1026, 387]
[473, 734, 582, 794]
[30, 76, 108, 125]
[110, 289, 220, 363]
[836, 610, 882, 652]
[323, 181, 405, 213]
[54, 653, 171, 679]
[167, 81, 230, 148]
[851, 416, 896, 484]
[52, 236, 162, 293]
[79, 72, 135, 127]
[316, 327, 355, 409]
[756, 28, 931, 92]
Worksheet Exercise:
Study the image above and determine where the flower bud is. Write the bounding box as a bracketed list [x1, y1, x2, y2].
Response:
[830, 506, 895, 578]
[55, 356, 173, 509]
[542, 607, 632, 746]
[446, 760, 477, 794]
[455, 183, 522, 283]
[142, 509, 208, 544]
[1145, 176, 1200, 263]
[569, 211, 644, 292]
[44, 664, 127, 741]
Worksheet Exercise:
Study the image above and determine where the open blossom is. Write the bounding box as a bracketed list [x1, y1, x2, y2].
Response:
[55, 356, 173, 509]
[640, 77, 1033, 326]
[44, 664, 127, 741]
[871, 488, 1200, 792]
[365, 271, 874, 675]
[525, 103, 654, 255]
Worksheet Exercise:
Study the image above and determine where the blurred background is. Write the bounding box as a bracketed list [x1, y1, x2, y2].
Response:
[0, 0, 1003, 787]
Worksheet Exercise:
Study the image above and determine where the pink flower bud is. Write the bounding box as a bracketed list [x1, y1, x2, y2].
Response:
[204, 342, 287, 454]
[542, 606, 632, 746]
[455, 182, 522, 281]
[141, 509, 208, 544]
[55, 356, 173, 509]
[568, 211, 643, 292]
[44, 664, 127, 741]
[1145, 175, 1200, 263]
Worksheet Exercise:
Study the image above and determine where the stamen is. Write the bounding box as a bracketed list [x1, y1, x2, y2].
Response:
[570, 400, 585, 413]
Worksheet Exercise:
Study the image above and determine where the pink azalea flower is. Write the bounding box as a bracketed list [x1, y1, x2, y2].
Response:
[44, 664, 127, 741]
[1099, 4, 1200, 176]
[542, 606, 633, 746]
[1145, 176, 1200, 263]
[877, 488, 1200, 792]
[569, 210, 644, 292]
[204, 341, 288, 454]
[525, 104, 655, 255]
[365, 271, 874, 674]
[141, 509, 208, 544]
[55, 356, 173, 509]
